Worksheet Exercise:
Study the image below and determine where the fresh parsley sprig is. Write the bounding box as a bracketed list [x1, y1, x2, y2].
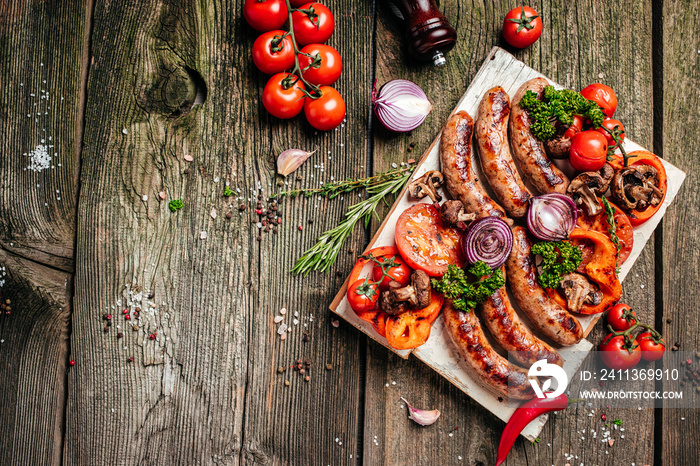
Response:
[531, 241, 583, 289]
[432, 262, 505, 312]
[519, 86, 606, 141]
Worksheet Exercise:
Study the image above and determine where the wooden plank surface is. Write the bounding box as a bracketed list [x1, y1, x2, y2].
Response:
[0, 0, 88, 464]
[660, 1, 700, 465]
[0, 0, 697, 465]
[366, 1, 659, 465]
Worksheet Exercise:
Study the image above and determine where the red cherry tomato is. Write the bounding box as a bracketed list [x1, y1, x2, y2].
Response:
[580, 83, 618, 118]
[599, 334, 642, 370]
[638, 332, 666, 361]
[395, 203, 464, 277]
[243, 0, 288, 32]
[292, 3, 335, 45]
[502, 6, 543, 49]
[262, 73, 306, 119]
[304, 86, 345, 131]
[298, 44, 342, 85]
[569, 130, 608, 171]
[252, 30, 296, 75]
[606, 303, 637, 331]
[371, 255, 412, 292]
[564, 114, 584, 139]
[347, 279, 379, 313]
[596, 118, 625, 148]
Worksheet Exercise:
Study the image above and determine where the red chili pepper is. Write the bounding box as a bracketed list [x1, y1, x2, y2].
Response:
[495, 393, 569, 466]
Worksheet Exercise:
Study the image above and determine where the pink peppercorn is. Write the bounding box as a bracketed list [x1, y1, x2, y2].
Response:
[125, 315, 131, 320]
[69, 360, 75, 366]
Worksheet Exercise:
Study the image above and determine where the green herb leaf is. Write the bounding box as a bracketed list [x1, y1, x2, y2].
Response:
[531, 241, 583, 289]
[223, 186, 233, 197]
[168, 199, 184, 212]
[612, 419, 623, 426]
[432, 262, 505, 312]
[602, 197, 621, 270]
[519, 86, 606, 141]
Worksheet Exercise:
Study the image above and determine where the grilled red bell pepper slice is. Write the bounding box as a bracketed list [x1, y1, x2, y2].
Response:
[609, 150, 667, 226]
[547, 228, 622, 314]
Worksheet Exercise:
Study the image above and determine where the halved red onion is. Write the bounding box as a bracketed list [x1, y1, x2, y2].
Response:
[526, 193, 578, 241]
[461, 217, 513, 269]
[372, 79, 432, 132]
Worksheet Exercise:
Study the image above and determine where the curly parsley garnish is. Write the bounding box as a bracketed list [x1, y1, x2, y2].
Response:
[519, 86, 606, 140]
[168, 199, 184, 212]
[432, 262, 505, 312]
[531, 241, 583, 289]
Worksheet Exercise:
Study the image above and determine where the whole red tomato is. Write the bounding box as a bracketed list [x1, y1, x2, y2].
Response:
[371, 255, 412, 292]
[502, 6, 543, 49]
[638, 332, 666, 361]
[304, 86, 345, 130]
[599, 334, 641, 370]
[581, 83, 618, 118]
[299, 44, 342, 85]
[252, 30, 296, 75]
[262, 73, 306, 119]
[347, 279, 379, 313]
[292, 3, 335, 45]
[569, 130, 608, 171]
[596, 118, 625, 148]
[243, 0, 288, 32]
[606, 303, 637, 331]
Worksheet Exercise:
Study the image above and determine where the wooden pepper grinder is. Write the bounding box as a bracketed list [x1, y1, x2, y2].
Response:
[385, 0, 457, 66]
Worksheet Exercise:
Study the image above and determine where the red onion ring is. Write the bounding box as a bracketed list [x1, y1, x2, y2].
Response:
[461, 217, 513, 269]
[526, 193, 578, 241]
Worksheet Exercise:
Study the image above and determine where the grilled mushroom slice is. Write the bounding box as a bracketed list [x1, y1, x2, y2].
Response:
[567, 165, 613, 216]
[559, 272, 603, 313]
[380, 270, 432, 316]
[439, 200, 476, 229]
[611, 165, 664, 211]
[407, 170, 444, 204]
[544, 134, 572, 159]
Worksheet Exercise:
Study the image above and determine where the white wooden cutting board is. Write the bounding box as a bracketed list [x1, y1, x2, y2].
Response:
[329, 46, 686, 440]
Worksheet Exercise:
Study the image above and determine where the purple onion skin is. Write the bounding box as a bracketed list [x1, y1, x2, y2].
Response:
[526, 193, 578, 242]
[372, 79, 432, 133]
[461, 217, 513, 269]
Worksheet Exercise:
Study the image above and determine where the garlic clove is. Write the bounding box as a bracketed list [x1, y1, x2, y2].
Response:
[277, 149, 316, 177]
[401, 397, 441, 426]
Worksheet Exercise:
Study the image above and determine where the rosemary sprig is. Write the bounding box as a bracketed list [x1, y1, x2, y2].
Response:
[271, 164, 415, 200]
[291, 165, 415, 275]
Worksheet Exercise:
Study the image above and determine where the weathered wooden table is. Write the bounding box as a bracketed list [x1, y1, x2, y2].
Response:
[1, 1, 698, 464]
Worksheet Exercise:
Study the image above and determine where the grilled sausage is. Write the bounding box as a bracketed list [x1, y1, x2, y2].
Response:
[475, 87, 532, 217]
[509, 78, 570, 194]
[443, 300, 536, 400]
[480, 267, 564, 367]
[440, 110, 511, 224]
[506, 226, 584, 346]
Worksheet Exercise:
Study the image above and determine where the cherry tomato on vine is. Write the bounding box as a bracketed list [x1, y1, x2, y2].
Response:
[371, 255, 412, 292]
[298, 44, 342, 85]
[502, 6, 542, 49]
[292, 3, 335, 45]
[596, 118, 625, 148]
[347, 279, 379, 313]
[638, 332, 666, 361]
[607, 303, 637, 331]
[599, 334, 642, 370]
[243, 0, 288, 32]
[304, 86, 345, 130]
[569, 130, 608, 171]
[252, 30, 296, 75]
[580, 83, 618, 118]
[262, 73, 306, 119]
[564, 114, 584, 139]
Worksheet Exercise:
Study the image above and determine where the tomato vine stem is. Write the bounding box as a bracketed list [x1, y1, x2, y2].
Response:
[283, 0, 321, 98]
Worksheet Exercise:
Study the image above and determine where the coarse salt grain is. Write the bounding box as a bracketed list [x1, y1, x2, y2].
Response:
[200, 231, 207, 239]
[277, 323, 287, 334]
[26, 144, 51, 172]
[183, 155, 194, 162]
[122, 128, 128, 134]
[210, 208, 217, 219]
[280, 308, 287, 315]
[274, 316, 283, 323]
[142, 195, 148, 201]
